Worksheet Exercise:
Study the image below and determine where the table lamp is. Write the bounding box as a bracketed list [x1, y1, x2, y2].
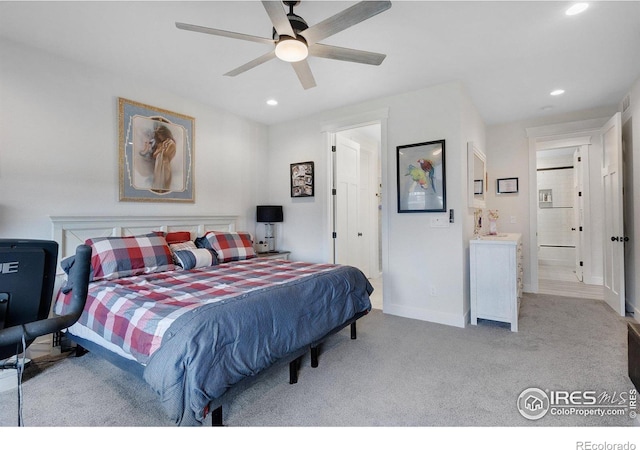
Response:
[256, 205, 283, 252]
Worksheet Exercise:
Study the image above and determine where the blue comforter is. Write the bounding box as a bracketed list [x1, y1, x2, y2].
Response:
[142, 263, 373, 426]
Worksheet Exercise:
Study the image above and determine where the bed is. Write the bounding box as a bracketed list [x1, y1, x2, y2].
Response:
[50, 215, 373, 426]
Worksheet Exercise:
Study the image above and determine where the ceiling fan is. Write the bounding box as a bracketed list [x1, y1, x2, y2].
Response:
[175, 1, 392, 90]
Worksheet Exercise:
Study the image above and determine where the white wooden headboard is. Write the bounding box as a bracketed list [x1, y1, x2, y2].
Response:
[50, 215, 238, 259]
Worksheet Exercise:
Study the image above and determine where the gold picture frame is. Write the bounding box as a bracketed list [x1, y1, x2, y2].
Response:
[118, 98, 195, 202]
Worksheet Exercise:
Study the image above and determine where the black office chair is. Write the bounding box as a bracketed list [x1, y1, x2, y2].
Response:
[0, 240, 91, 361]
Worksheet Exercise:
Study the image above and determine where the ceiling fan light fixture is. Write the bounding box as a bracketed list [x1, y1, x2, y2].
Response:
[275, 36, 308, 62]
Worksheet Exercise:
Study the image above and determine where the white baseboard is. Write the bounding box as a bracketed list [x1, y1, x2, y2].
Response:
[383, 302, 466, 328]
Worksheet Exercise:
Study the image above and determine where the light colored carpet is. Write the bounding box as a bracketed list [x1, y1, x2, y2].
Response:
[0, 292, 637, 428]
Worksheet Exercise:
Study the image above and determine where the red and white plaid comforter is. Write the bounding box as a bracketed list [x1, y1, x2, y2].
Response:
[54, 258, 338, 364]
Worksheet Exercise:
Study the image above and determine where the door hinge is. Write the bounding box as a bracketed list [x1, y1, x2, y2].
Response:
[579, 226, 583, 231]
[332, 188, 336, 195]
[578, 191, 582, 197]
[580, 261, 583, 267]
[578, 157, 581, 162]
[332, 232, 337, 239]
[331, 145, 336, 153]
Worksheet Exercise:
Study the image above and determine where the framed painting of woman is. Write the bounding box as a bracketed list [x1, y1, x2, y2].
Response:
[118, 98, 195, 203]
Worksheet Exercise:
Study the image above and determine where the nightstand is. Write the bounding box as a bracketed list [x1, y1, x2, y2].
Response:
[256, 251, 290, 260]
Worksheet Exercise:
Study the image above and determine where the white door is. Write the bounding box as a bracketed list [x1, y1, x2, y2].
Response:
[335, 135, 366, 274]
[601, 112, 625, 315]
[573, 148, 583, 281]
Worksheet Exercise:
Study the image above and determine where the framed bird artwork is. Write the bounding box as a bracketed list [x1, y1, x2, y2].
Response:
[396, 139, 446, 213]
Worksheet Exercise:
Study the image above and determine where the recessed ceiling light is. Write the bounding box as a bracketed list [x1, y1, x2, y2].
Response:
[566, 3, 589, 16]
[266, 99, 278, 106]
[550, 89, 565, 96]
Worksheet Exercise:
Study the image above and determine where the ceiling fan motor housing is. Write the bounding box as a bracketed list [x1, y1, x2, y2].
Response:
[272, 2, 308, 40]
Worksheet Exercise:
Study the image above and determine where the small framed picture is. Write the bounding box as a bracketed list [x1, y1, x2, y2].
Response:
[291, 161, 314, 197]
[497, 177, 519, 194]
[474, 179, 484, 195]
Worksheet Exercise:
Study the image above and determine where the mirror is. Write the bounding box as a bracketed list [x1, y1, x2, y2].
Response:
[468, 142, 486, 209]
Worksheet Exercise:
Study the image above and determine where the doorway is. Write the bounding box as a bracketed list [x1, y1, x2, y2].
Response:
[526, 118, 607, 299]
[332, 124, 383, 309]
[535, 146, 603, 300]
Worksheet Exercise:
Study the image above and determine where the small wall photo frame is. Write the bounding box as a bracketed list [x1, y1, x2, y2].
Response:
[397, 139, 446, 213]
[291, 161, 314, 197]
[119, 97, 195, 203]
[496, 177, 519, 194]
[474, 180, 484, 195]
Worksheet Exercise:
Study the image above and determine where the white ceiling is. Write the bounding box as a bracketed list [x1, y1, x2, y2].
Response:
[1, 1, 639, 126]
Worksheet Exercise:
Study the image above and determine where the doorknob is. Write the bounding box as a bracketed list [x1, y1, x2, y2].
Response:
[357, 232, 363, 237]
[611, 236, 619, 242]
[624, 236, 629, 242]
[571, 228, 576, 231]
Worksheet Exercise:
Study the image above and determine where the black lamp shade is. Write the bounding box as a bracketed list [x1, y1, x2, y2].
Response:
[256, 205, 283, 223]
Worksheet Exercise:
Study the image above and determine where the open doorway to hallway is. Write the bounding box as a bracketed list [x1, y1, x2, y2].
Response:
[333, 124, 383, 310]
[536, 147, 603, 300]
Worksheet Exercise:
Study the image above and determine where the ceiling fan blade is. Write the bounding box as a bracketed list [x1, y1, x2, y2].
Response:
[309, 43, 386, 66]
[291, 60, 316, 90]
[176, 22, 274, 45]
[262, 1, 296, 37]
[300, 1, 391, 46]
[224, 50, 277, 77]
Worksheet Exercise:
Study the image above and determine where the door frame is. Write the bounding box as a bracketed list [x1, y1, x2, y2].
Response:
[320, 108, 389, 270]
[573, 147, 584, 282]
[526, 117, 608, 293]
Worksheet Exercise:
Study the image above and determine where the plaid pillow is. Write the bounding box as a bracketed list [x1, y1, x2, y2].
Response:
[195, 231, 256, 263]
[85, 233, 176, 281]
[169, 241, 217, 269]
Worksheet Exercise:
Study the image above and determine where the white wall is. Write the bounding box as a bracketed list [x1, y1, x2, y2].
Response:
[268, 81, 484, 328]
[460, 88, 487, 320]
[0, 39, 268, 240]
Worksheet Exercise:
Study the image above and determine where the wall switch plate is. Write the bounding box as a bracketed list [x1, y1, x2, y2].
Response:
[510, 216, 517, 224]
[430, 215, 449, 228]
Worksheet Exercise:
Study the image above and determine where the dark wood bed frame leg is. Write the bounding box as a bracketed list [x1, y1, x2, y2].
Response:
[211, 405, 223, 426]
[289, 356, 302, 384]
[310, 346, 319, 368]
[350, 322, 357, 340]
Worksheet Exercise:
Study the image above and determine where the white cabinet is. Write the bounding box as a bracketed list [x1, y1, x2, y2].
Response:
[470, 233, 523, 332]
